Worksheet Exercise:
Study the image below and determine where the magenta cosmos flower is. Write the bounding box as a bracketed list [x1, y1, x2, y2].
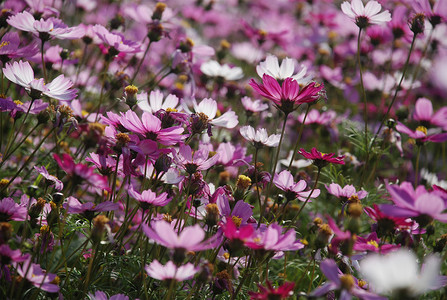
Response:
[34, 166, 63, 191]
[341, 0, 391, 28]
[119, 110, 185, 146]
[3, 60, 77, 100]
[245, 223, 304, 252]
[145, 260, 199, 282]
[249, 74, 324, 115]
[7, 11, 84, 41]
[128, 187, 171, 209]
[0, 32, 38, 63]
[143, 221, 219, 252]
[298, 148, 345, 168]
[249, 281, 295, 300]
[274, 170, 320, 202]
[413, 98, 447, 130]
[395, 122, 447, 144]
[92, 24, 141, 55]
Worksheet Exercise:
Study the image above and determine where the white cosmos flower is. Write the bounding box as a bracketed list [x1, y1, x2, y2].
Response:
[137, 90, 179, 113]
[360, 249, 445, 297]
[341, 0, 391, 27]
[200, 60, 244, 81]
[240, 126, 280, 148]
[186, 98, 238, 129]
[256, 54, 309, 83]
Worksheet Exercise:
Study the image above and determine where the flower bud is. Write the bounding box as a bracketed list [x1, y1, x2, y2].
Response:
[0, 222, 13, 244]
[410, 13, 425, 35]
[152, 2, 167, 20]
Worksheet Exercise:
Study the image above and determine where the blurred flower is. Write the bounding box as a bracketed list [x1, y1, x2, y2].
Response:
[14, 260, 60, 292]
[360, 249, 447, 297]
[145, 260, 199, 282]
[0, 32, 38, 63]
[256, 54, 309, 83]
[0, 198, 27, 222]
[274, 170, 320, 202]
[241, 96, 268, 113]
[200, 60, 243, 81]
[249, 281, 295, 300]
[173, 144, 219, 174]
[245, 223, 304, 252]
[412, 98, 447, 130]
[34, 166, 63, 191]
[137, 90, 179, 114]
[341, 0, 391, 28]
[129, 187, 171, 209]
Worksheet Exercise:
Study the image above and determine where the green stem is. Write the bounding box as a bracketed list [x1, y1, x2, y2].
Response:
[370, 33, 417, 151]
[41, 40, 47, 82]
[288, 104, 311, 170]
[131, 41, 152, 83]
[2, 123, 40, 163]
[414, 144, 422, 186]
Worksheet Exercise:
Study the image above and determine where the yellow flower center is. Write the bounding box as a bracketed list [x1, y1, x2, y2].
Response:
[416, 126, 427, 135]
[223, 252, 230, 260]
[0, 41, 10, 48]
[340, 274, 355, 290]
[231, 216, 242, 227]
[166, 107, 178, 113]
[367, 240, 379, 248]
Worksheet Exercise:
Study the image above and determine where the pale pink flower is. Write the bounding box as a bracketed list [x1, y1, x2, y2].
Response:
[240, 126, 280, 148]
[145, 260, 199, 282]
[341, 0, 391, 28]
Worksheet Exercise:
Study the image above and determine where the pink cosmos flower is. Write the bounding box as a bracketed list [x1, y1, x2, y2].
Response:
[89, 291, 129, 300]
[395, 122, 447, 143]
[7, 11, 84, 41]
[143, 221, 219, 252]
[145, 260, 199, 282]
[249, 74, 324, 115]
[249, 281, 295, 300]
[240, 96, 268, 113]
[412, 98, 447, 130]
[14, 260, 59, 293]
[34, 166, 63, 191]
[53, 153, 109, 190]
[245, 223, 305, 252]
[0, 198, 27, 222]
[173, 144, 220, 174]
[240, 126, 280, 148]
[92, 24, 141, 55]
[200, 60, 244, 81]
[3, 60, 77, 100]
[341, 0, 391, 28]
[298, 148, 345, 168]
[273, 170, 321, 202]
[415, 0, 447, 26]
[129, 187, 171, 209]
[65, 197, 119, 219]
[353, 232, 400, 254]
[380, 182, 447, 225]
[119, 110, 185, 146]
[217, 196, 253, 226]
[326, 183, 367, 200]
[364, 204, 415, 237]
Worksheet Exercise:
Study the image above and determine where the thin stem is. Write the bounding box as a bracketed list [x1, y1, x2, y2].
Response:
[259, 114, 288, 228]
[414, 144, 422, 186]
[288, 104, 311, 170]
[131, 41, 152, 83]
[370, 33, 417, 150]
[356, 28, 369, 185]
[2, 123, 40, 163]
[41, 40, 47, 82]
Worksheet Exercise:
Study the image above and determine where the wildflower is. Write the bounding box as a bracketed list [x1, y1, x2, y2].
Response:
[137, 90, 180, 114]
[0, 32, 38, 63]
[3, 60, 77, 100]
[298, 148, 345, 168]
[412, 98, 447, 130]
[173, 144, 220, 174]
[364, 204, 415, 238]
[142, 221, 220, 252]
[311, 259, 385, 299]
[92, 24, 141, 57]
[200, 60, 244, 81]
[14, 260, 60, 292]
[353, 232, 400, 254]
[129, 187, 171, 209]
[119, 110, 185, 146]
[34, 166, 63, 191]
[65, 197, 119, 220]
[360, 249, 446, 297]
[249, 281, 295, 300]
[240, 96, 268, 114]
[146, 260, 198, 282]
[415, 0, 447, 27]
[273, 170, 321, 202]
[0, 198, 27, 222]
[326, 183, 367, 201]
[240, 126, 280, 148]
[7, 11, 84, 41]
[245, 223, 305, 252]
[341, 0, 391, 28]
[89, 291, 129, 300]
[256, 54, 309, 83]
[249, 75, 324, 115]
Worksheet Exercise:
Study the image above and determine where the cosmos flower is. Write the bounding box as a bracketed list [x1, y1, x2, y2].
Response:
[34, 166, 63, 191]
[89, 291, 129, 300]
[341, 0, 391, 28]
[256, 54, 309, 83]
[298, 148, 345, 168]
[239, 126, 280, 148]
[145, 260, 199, 282]
[249, 281, 295, 300]
[3, 60, 77, 100]
[311, 259, 386, 300]
[360, 249, 447, 297]
[173, 144, 220, 174]
[7, 11, 84, 41]
[353, 232, 400, 254]
[65, 197, 119, 219]
[240, 96, 268, 113]
[273, 170, 320, 202]
[92, 24, 141, 55]
[245, 223, 305, 252]
[128, 187, 171, 209]
[14, 260, 60, 293]
[0, 198, 27, 222]
[412, 98, 447, 130]
[325, 183, 367, 201]
[396, 122, 447, 143]
[0, 32, 38, 63]
[142, 221, 219, 251]
[200, 60, 244, 81]
[137, 90, 180, 114]
[249, 74, 324, 115]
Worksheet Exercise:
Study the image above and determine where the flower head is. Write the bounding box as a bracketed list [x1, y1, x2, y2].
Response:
[249, 281, 295, 300]
[129, 187, 171, 209]
[145, 260, 199, 282]
[256, 54, 309, 83]
[298, 148, 345, 168]
[200, 60, 244, 81]
[341, 0, 391, 28]
[274, 170, 321, 202]
[240, 126, 280, 148]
